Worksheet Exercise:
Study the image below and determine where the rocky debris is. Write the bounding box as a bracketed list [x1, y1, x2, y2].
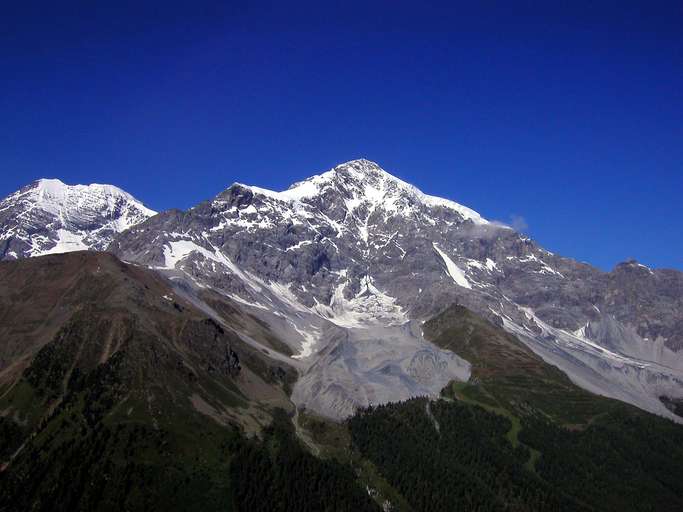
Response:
[225, 346, 241, 376]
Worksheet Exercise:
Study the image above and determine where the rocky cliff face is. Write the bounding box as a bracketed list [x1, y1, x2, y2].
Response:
[0, 178, 155, 259]
[105, 159, 683, 421]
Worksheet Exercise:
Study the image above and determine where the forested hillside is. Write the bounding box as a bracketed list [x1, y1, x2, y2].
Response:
[345, 306, 683, 511]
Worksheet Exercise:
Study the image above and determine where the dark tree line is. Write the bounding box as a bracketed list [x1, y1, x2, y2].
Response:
[229, 411, 378, 512]
[349, 397, 683, 512]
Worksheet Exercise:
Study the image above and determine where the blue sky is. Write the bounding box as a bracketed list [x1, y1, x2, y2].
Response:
[1, 2, 681, 271]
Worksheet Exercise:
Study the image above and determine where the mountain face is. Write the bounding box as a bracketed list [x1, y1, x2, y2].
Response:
[0, 178, 155, 260]
[3, 255, 682, 511]
[0, 252, 382, 511]
[108, 159, 683, 421]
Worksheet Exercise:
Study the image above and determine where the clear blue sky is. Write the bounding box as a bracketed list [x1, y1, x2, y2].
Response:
[1, 2, 681, 271]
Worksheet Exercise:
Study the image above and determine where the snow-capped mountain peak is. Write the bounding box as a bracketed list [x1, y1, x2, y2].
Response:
[0, 178, 156, 259]
[233, 159, 488, 225]
[105, 159, 683, 422]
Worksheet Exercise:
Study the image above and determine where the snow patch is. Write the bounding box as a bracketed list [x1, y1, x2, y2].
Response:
[37, 229, 88, 255]
[518, 254, 564, 278]
[289, 322, 322, 360]
[432, 243, 471, 289]
[314, 275, 407, 328]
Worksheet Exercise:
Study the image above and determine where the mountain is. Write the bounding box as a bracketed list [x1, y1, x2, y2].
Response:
[109, 159, 683, 421]
[2, 159, 683, 509]
[0, 251, 380, 511]
[2, 252, 683, 511]
[0, 178, 156, 259]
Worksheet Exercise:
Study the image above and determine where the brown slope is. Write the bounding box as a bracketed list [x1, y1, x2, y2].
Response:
[0, 251, 296, 454]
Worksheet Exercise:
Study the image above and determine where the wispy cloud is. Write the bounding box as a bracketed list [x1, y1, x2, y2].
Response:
[489, 214, 528, 234]
[509, 214, 528, 233]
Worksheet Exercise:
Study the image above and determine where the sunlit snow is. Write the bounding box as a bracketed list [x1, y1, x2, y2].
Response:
[432, 243, 472, 289]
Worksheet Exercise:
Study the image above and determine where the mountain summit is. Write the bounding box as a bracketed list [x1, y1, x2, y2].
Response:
[234, 159, 488, 225]
[0, 178, 156, 259]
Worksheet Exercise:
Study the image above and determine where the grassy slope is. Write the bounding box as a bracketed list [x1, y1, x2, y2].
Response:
[423, 305, 621, 425]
